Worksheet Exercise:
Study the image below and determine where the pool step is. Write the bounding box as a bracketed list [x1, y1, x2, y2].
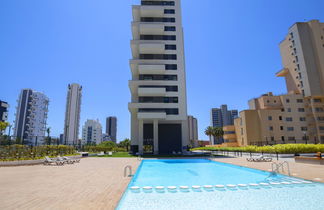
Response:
[129, 180, 313, 193]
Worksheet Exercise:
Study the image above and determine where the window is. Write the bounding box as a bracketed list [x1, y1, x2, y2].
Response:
[286, 99, 290, 103]
[287, 127, 294, 131]
[165, 44, 176, 50]
[141, 17, 175, 23]
[287, 108, 291, 112]
[139, 97, 178, 103]
[140, 35, 176, 40]
[317, 117, 324, 121]
[286, 117, 293, 122]
[315, 107, 324, 112]
[139, 74, 177, 81]
[268, 116, 272, 121]
[301, 127, 307, 131]
[269, 126, 273, 131]
[279, 116, 282, 120]
[300, 117, 306, 121]
[288, 136, 295, 141]
[271, 136, 274, 141]
[281, 136, 285, 141]
[138, 108, 179, 115]
[141, 1, 175, 6]
[319, 127, 324, 133]
[165, 64, 177, 70]
[297, 64, 300, 70]
[314, 99, 322, 103]
[280, 126, 284, 130]
[295, 56, 299, 62]
[297, 99, 303, 103]
[164, 26, 176, 31]
[139, 54, 177, 60]
[298, 108, 305, 112]
[281, 108, 285, 112]
[164, 9, 175, 14]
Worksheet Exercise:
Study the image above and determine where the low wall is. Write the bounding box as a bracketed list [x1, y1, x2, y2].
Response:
[295, 157, 324, 165]
[0, 155, 83, 167]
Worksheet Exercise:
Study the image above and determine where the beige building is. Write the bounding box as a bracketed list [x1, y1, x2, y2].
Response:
[230, 20, 324, 146]
[234, 92, 313, 146]
[276, 20, 324, 97]
[128, 0, 189, 154]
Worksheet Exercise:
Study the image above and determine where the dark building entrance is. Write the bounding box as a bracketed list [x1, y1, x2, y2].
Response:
[143, 123, 154, 154]
[158, 124, 182, 154]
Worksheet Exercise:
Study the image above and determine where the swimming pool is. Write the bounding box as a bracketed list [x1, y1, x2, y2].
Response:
[117, 159, 324, 210]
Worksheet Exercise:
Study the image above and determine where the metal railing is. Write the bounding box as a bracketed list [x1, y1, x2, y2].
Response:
[124, 165, 133, 177]
[271, 161, 291, 176]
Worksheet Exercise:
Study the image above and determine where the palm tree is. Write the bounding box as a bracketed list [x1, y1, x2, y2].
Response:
[46, 127, 51, 145]
[213, 127, 224, 144]
[205, 126, 214, 145]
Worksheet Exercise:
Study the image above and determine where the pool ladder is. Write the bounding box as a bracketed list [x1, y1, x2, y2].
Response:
[271, 161, 291, 176]
[124, 165, 133, 177]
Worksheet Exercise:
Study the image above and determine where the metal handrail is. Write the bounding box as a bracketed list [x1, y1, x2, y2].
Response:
[271, 161, 291, 176]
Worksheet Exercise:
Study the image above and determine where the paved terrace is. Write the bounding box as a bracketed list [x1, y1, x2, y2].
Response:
[0, 158, 140, 210]
[212, 156, 324, 183]
[0, 156, 323, 210]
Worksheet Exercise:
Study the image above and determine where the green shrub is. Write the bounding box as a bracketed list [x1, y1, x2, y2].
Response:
[191, 144, 324, 154]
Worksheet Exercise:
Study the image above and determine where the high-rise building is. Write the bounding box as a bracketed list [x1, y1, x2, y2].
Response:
[13, 89, 49, 145]
[0, 100, 9, 122]
[63, 83, 82, 145]
[188, 115, 198, 147]
[82, 119, 102, 145]
[106, 116, 117, 142]
[128, 0, 189, 154]
[210, 105, 238, 144]
[276, 20, 324, 97]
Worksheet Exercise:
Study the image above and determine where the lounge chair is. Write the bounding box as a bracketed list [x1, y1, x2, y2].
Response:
[62, 156, 80, 164]
[247, 155, 272, 162]
[44, 156, 64, 166]
[97, 151, 105, 156]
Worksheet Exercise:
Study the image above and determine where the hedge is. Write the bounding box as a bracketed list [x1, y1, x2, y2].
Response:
[192, 144, 324, 154]
[0, 145, 76, 161]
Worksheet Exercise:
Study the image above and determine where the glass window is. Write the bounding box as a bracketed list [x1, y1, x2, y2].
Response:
[287, 127, 294, 131]
[298, 108, 305, 112]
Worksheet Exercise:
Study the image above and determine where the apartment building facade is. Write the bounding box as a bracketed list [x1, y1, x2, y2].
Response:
[129, 0, 189, 154]
[13, 89, 49, 145]
[106, 116, 117, 142]
[63, 83, 82, 145]
[210, 105, 238, 144]
[188, 115, 198, 147]
[82, 120, 102, 145]
[0, 100, 9, 122]
[234, 93, 313, 146]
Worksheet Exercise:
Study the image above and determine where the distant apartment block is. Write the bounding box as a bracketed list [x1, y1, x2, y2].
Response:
[13, 89, 49, 145]
[188, 115, 198, 147]
[210, 105, 238, 144]
[128, 0, 189, 154]
[0, 100, 9, 122]
[63, 83, 82, 145]
[82, 120, 102, 145]
[106, 116, 117, 142]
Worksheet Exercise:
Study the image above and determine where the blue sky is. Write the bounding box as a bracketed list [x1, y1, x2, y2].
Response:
[1, 0, 323, 141]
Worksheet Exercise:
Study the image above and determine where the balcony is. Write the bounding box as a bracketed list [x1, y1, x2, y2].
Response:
[129, 80, 177, 94]
[131, 41, 165, 58]
[138, 87, 166, 96]
[138, 64, 165, 74]
[132, 5, 164, 21]
[137, 112, 166, 119]
[223, 133, 237, 140]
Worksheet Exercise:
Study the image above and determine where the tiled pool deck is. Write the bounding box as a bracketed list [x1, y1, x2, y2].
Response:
[0, 156, 323, 210]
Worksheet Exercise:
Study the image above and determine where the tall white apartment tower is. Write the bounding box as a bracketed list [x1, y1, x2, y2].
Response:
[63, 83, 82, 145]
[129, 0, 189, 154]
[13, 89, 49, 145]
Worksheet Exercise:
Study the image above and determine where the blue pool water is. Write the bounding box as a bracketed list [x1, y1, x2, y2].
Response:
[117, 159, 324, 210]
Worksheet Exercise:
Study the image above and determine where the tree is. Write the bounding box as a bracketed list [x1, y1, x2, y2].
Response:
[205, 126, 214, 145]
[213, 127, 224, 143]
[0, 121, 9, 135]
[45, 127, 51, 145]
[99, 141, 117, 149]
[118, 138, 130, 151]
